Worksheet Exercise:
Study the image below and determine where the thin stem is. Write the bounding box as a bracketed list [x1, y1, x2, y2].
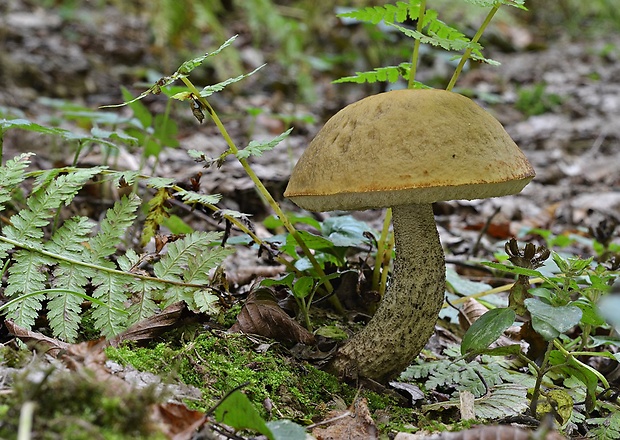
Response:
[379, 232, 394, 297]
[446, 4, 500, 91]
[371, 208, 392, 292]
[0, 130, 4, 165]
[530, 340, 554, 416]
[407, 0, 426, 89]
[180, 77, 342, 312]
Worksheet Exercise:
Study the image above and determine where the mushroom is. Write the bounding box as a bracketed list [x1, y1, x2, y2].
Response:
[284, 89, 535, 384]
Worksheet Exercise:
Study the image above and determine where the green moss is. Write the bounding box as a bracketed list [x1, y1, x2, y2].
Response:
[106, 332, 398, 425]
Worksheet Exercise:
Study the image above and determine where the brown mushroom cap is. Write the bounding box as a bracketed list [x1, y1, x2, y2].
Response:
[284, 89, 535, 212]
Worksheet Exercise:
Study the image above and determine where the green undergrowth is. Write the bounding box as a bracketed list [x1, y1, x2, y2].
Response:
[105, 332, 407, 426]
[0, 358, 167, 440]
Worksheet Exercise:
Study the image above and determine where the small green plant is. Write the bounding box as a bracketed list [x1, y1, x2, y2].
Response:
[515, 83, 563, 116]
[460, 238, 620, 430]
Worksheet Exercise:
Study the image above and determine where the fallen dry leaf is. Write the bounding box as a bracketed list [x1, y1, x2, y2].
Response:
[108, 301, 188, 348]
[152, 402, 206, 440]
[312, 397, 378, 440]
[230, 287, 316, 345]
[4, 319, 70, 357]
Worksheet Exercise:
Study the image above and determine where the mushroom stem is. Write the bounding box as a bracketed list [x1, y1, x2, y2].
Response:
[328, 203, 445, 383]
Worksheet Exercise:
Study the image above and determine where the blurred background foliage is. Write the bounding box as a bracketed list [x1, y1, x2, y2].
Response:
[38, 0, 620, 103]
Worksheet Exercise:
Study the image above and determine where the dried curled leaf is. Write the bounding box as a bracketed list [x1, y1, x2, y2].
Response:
[230, 288, 315, 346]
[312, 398, 378, 440]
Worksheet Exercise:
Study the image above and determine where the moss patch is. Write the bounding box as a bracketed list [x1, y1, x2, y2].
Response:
[106, 332, 400, 425]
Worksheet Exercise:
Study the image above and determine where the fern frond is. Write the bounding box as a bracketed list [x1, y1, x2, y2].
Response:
[236, 128, 293, 160]
[45, 217, 95, 341]
[153, 231, 223, 281]
[4, 251, 53, 328]
[4, 169, 104, 245]
[90, 271, 131, 337]
[162, 286, 194, 308]
[0, 152, 32, 210]
[390, 23, 483, 54]
[184, 246, 235, 285]
[47, 266, 89, 342]
[338, 1, 417, 24]
[88, 194, 141, 261]
[199, 64, 265, 98]
[462, 0, 527, 10]
[141, 188, 172, 246]
[193, 289, 220, 314]
[174, 189, 222, 207]
[145, 177, 176, 189]
[334, 63, 431, 86]
[126, 279, 160, 326]
[46, 216, 95, 256]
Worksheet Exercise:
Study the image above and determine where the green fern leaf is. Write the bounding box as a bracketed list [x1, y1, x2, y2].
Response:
[390, 23, 482, 54]
[5, 169, 104, 245]
[338, 1, 418, 24]
[174, 189, 222, 207]
[193, 289, 220, 314]
[116, 249, 160, 325]
[333, 64, 412, 84]
[46, 216, 94, 255]
[198, 65, 265, 98]
[472, 383, 529, 419]
[145, 177, 176, 189]
[88, 194, 141, 261]
[184, 246, 235, 285]
[0, 152, 32, 210]
[45, 216, 95, 341]
[236, 128, 293, 160]
[0, 242, 12, 260]
[47, 265, 88, 342]
[4, 251, 53, 329]
[462, 0, 527, 10]
[90, 271, 130, 337]
[126, 279, 161, 326]
[163, 285, 194, 308]
[153, 231, 223, 281]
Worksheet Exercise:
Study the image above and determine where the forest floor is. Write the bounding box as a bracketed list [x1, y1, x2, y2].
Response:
[0, 1, 619, 439]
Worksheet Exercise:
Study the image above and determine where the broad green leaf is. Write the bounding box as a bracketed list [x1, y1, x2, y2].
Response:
[214, 390, 274, 440]
[446, 268, 491, 296]
[525, 299, 582, 341]
[572, 297, 606, 327]
[261, 273, 295, 289]
[292, 276, 314, 299]
[549, 350, 599, 412]
[265, 420, 307, 440]
[321, 215, 374, 247]
[0, 118, 69, 136]
[461, 307, 516, 354]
